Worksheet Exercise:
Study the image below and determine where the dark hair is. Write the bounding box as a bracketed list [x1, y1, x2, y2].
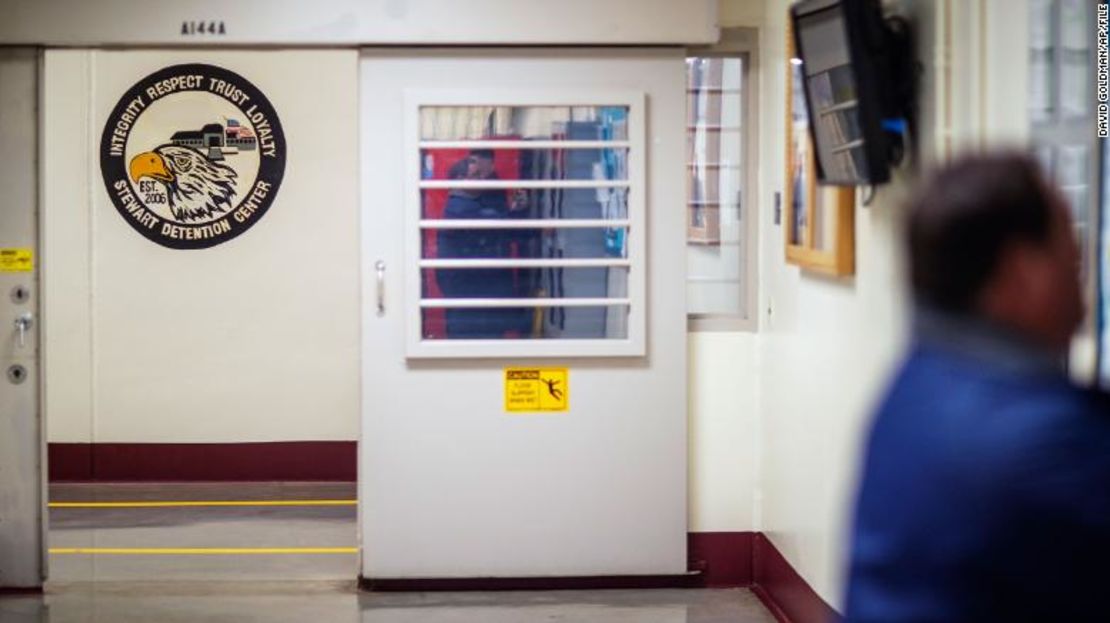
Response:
[447, 159, 469, 180]
[908, 152, 1054, 312]
[469, 149, 495, 161]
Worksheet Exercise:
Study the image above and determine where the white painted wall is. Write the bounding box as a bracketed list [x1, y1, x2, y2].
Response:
[748, 0, 932, 607]
[688, 331, 762, 532]
[750, 0, 1038, 609]
[689, 0, 915, 592]
[683, 0, 766, 536]
[43, 50, 360, 443]
[720, 0, 765, 28]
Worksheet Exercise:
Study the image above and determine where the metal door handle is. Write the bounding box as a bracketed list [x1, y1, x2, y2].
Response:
[14, 312, 32, 348]
[375, 260, 386, 316]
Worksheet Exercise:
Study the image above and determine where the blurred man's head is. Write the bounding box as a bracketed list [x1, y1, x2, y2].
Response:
[908, 152, 1083, 352]
[447, 158, 478, 198]
[447, 158, 470, 180]
[468, 149, 496, 179]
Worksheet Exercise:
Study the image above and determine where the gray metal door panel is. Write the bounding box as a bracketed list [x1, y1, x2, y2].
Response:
[0, 47, 45, 589]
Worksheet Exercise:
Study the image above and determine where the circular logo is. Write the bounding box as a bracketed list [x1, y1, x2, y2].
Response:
[100, 63, 286, 249]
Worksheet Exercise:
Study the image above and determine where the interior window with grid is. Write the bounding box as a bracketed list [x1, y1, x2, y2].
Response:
[414, 103, 642, 354]
[686, 56, 749, 321]
[1027, 0, 1102, 380]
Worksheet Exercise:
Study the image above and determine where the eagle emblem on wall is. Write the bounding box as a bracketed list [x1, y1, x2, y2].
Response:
[129, 120, 257, 222]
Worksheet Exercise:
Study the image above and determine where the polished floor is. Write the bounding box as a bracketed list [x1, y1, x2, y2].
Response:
[48, 483, 358, 582]
[1, 586, 777, 622]
[0, 483, 777, 622]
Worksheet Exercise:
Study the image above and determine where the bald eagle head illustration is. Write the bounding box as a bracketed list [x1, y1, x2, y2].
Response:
[129, 145, 238, 222]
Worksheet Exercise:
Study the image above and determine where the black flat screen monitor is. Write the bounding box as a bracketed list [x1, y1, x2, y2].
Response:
[791, 0, 892, 185]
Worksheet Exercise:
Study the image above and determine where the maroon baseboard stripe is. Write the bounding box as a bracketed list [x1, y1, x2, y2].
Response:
[753, 533, 840, 623]
[48, 442, 357, 482]
[361, 572, 703, 592]
[687, 532, 754, 587]
[752, 584, 794, 623]
[48, 443, 93, 481]
[0, 586, 44, 595]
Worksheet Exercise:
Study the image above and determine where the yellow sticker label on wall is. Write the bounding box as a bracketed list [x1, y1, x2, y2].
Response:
[505, 367, 569, 413]
[0, 248, 33, 272]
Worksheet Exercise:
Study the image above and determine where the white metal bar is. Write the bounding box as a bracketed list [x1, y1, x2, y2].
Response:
[420, 258, 631, 269]
[419, 140, 630, 150]
[686, 276, 743, 284]
[830, 139, 865, 154]
[686, 201, 740, 207]
[409, 89, 642, 107]
[419, 219, 630, 230]
[817, 99, 860, 116]
[419, 180, 630, 190]
[420, 298, 630, 309]
[411, 338, 639, 359]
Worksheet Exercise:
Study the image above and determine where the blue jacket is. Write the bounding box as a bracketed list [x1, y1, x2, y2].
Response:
[845, 313, 1110, 622]
[435, 190, 534, 338]
[437, 190, 518, 298]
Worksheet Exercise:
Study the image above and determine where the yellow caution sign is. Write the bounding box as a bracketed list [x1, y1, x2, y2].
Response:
[0, 248, 33, 273]
[505, 367, 569, 413]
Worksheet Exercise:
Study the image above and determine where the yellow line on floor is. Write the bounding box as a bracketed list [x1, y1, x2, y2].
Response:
[49, 500, 357, 508]
[49, 547, 358, 555]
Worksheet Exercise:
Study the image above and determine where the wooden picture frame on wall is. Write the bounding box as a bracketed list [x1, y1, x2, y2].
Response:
[784, 21, 855, 277]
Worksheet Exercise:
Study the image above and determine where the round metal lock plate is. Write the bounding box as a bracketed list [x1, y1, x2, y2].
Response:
[10, 285, 30, 304]
[7, 364, 28, 385]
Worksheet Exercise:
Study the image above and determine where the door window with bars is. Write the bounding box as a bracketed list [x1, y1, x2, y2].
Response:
[408, 97, 645, 358]
[686, 55, 750, 321]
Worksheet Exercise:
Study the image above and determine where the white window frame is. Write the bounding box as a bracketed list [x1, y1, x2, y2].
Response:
[403, 89, 647, 358]
[685, 27, 760, 333]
